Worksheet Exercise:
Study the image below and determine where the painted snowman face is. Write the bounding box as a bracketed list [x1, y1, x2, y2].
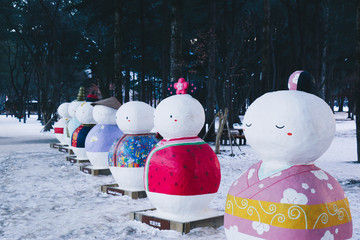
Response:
[116, 101, 154, 134]
[154, 94, 205, 139]
[57, 103, 70, 118]
[93, 105, 117, 124]
[243, 90, 335, 166]
[68, 100, 84, 118]
[76, 102, 96, 124]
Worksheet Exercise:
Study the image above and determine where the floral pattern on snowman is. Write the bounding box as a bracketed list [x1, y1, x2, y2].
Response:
[108, 134, 158, 168]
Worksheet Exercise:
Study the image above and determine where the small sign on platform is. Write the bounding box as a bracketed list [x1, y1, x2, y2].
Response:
[80, 165, 111, 176]
[129, 208, 224, 234]
[100, 184, 147, 199]
[59, 146, 74, 155]
[66, 155, 89, 164]
[50, 143, 67, 149]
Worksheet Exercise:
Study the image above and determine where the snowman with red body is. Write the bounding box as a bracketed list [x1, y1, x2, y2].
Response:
[144, 82, 221, 219]
[71, 101, 96, 160]
[54, 102, 70, 145]
[224, 87, 352, 238]
[108, 101, 158, 191]
[84, 97, 123, 169]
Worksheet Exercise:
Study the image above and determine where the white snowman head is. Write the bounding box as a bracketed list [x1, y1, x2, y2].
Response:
[93, 105, 117, 124]
[57, 103, 70, 118]
[68, 100, 84, 118]
[154, 94, 205, 139]
[76, 102, 96, 124]
[116, 101, 154, 134]
[243, 90, 335, 166]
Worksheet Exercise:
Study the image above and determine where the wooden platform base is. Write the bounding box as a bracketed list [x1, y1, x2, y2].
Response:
[130, 208, 224, 234]
[50, 143, 67, 149]
[58, 145, 74, 155]
[80, 165, 111, 176]
[66, 155, 90, 164]
[100, 184, 147, 199]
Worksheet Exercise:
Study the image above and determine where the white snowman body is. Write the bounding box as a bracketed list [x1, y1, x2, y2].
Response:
[144, 94, 221, 219]
[66, 100, 83, 146]
[85, 105, 123, 168]
[71, 102, 96, 159]
[54, 102, 70, 144]
[109, 101, 155, 191]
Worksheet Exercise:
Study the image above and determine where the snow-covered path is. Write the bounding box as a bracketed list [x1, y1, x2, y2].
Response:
[0, 114, 359, 239]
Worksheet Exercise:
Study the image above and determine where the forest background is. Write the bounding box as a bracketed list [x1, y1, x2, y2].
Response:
[1, 0, 360, 161]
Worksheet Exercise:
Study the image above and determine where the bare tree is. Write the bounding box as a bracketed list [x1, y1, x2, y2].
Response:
[356, 0, 360, 163]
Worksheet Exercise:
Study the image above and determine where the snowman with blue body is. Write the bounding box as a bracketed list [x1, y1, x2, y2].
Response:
[71, 101, 96, 160]
[66, 87, 85, 147]
[85, 97, 124, 169]
[54, 102, 70, 145]
[224, 75, 352, 239]
[108, 101, 158, 191]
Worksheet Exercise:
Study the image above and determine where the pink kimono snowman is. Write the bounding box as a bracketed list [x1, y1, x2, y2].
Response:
[108, 101, 158, 191]
[144, 91, 221, 219]
[71, 102, 96, 160]
[54, 102, 70, 145]
[224, 90, 352, 240]
[84, 97, 123, 169]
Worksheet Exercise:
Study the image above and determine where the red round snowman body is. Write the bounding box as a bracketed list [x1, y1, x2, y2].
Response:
[144, 89, 221, 218]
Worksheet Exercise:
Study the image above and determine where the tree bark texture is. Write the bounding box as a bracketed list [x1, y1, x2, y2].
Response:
[114, 0, 123, 102]
[205, 0, 216, 142]
[261, 0, 271, 94]
[169, 0, 184, 82]
[356, 0, 360, 163]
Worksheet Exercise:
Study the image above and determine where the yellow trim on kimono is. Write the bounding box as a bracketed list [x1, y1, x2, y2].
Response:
[225, 194, 352, 229]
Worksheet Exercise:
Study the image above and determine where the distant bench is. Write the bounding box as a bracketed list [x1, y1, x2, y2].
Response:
[220, 129, 246, 146]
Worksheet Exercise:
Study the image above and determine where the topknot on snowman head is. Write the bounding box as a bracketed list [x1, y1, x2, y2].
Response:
[57, 103, 70, 118]
[243, 90, 335, 166]
[288, 70, 315, 94]
[76, 102, 96, 124]
[154, 94, 205, 139]
[116, 101, 154, 134]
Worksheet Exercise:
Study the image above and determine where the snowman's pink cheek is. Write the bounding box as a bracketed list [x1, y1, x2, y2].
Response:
[128, 120, 131, 122]
[287, 132, 292, 136]
[174, 119, 178, 122]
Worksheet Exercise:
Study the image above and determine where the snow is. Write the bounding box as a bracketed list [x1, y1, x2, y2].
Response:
[0, 113, 359, 239]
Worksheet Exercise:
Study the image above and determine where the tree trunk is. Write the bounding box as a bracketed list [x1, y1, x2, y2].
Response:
[169, 0, 184, 82]
[205, 0, 216, 142]
[140, 0, 146, 101]
[356, 0, 360, 163]
[114, 0, 122, 103]
[261, 0, 271, 94]
[161, 0, 170, 99]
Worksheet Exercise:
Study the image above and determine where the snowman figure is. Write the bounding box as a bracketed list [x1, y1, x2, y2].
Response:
[144, 84, 221, 219]
[54, 102, 70, 145]
[66, 87, 86, 146]
[224, 90, 352, 240]
[108, 101, 158, 191]
[71, 101, 97, 160]
[85, 97, 123, 169]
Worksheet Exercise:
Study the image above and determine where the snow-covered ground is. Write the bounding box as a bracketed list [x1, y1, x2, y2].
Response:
[0, 113, 359, 240]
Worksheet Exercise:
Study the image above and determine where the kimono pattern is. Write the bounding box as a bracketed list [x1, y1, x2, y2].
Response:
[108, 133, 158, 168]
[71, 124, 94, 148]
[144, 136, 221, 196]
[224, 161, 352, 240]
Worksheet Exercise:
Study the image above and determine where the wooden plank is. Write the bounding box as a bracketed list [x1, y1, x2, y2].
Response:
[50, 143, 65, 149]
[79, 165, 111, 176]
[130, 208, 224, 234]
[58, 146, 74, 155]
[66, 156, 89, 164]
[99, 184, 147, 199]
